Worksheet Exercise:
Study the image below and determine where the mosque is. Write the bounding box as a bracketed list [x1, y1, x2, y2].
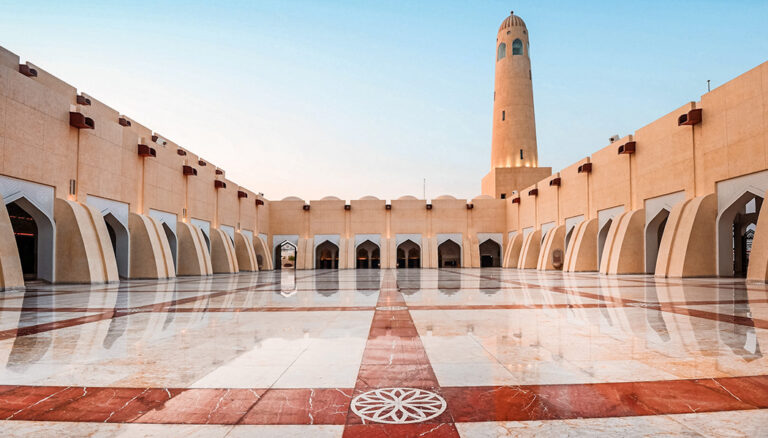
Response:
[0, 11, 767, 289]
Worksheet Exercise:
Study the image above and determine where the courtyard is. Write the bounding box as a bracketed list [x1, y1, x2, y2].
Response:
[0, 268, 765, 436]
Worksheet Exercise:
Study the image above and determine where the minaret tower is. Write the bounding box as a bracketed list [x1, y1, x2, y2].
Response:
[482, 11, 551, 198]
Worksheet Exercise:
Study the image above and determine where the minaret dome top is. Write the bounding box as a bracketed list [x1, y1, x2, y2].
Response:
[499, 11, 526, 31]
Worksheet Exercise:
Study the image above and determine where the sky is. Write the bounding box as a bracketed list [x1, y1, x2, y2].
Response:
[1, 1, 767, 201]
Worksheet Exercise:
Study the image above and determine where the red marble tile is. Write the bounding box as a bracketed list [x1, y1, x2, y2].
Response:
[697, 376, 768, 408]
[0, 385, 62, 419]
[442, 386, 557, 422]
[239, 388, 352, 425]
[343, 423, 460, 437]
[135, 388, 265, 424]
[356, 364, 439, 390]
[6, 387, 184, 423]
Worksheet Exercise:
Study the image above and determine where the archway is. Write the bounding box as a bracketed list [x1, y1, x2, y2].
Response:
[479, 239, 501, 267]
[597, 219, 613, 267]
[396, 240, 420, 268]
[256, 254, 264, 270]
[5, 198, 54, 282]
[201, 230, 211, 252]
[275, 241, 297, 271]
[645, 209, 670, 273]
[718, 191, 763, 277]
[356, 240, 380, 269]
[438, 240, 461, 268]
[315, 240, 339, 269]
[565, 227, 575, 252]
[103, 213, 129, 278]
[161, 222, 177, 273]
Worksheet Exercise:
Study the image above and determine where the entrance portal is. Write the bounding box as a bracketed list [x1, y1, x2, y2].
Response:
[356, 240, 380, 269]
[5, 198, 54, 282]
[479, 239, 501, 267]
[275, 241, 297, 270]
[315, 240, 339, 269]
[396, 240, 420, 268]
[438, 240, 461, 268]
[718, 192, 763, 277]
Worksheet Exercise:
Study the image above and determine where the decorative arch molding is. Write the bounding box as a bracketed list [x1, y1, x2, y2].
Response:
[644, 191, 685, 274]
[715, 171, 768, 277]
[272, 234, 299, 254]
[355, 234, 381, 248]
[313, 234, 341, 253]
[396, 233, 422, 248]
[0, 176, 56, 282]
[149, 209, 178, 273]
[191, 218, 212, 251]
[87, 195, 130, 278]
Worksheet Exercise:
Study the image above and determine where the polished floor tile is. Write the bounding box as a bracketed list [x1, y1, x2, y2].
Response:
[0, 268, 766, 437]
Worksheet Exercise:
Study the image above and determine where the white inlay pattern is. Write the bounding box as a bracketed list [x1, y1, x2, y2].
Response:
[351, 388, 446, 424]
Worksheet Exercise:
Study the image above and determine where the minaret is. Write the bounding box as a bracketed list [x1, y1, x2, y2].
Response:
[482, 11, 550, 198]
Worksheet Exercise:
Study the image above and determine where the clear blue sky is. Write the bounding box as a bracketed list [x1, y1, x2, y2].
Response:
[1, 1, 767, 200]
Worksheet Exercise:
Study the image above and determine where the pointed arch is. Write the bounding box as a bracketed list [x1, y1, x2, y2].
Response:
[645, 208, 670, 273]
[4, 196, 55, 282]
[479, 239, 501, 267]
[438, 239, 461, 268]
[397, 239, 421, 268]
[717, 189, 764, 277]
[315, 240, 340, 269]
[356, 240, 380, 269]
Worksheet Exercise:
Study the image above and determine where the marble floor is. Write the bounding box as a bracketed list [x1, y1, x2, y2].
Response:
[0, 268, 767, 437]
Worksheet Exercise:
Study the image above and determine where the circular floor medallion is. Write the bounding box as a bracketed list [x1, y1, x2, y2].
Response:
[351, 387, 447, 424]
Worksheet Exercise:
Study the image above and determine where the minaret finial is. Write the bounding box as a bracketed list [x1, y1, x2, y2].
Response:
[510, 10, 514, 15]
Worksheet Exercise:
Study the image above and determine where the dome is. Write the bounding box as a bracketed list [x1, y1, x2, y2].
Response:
[320, 196, 342, 201]
[281, 196, 303, 201]
[397, 195, 418, 200]
[435, 195, 457, 200]
[359, 195, 380, 201]
[499, 11, 526, 32]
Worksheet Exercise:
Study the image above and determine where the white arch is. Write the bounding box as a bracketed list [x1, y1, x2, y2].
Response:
[87, 195, 130, 278]
[645, 208, 670, 273]
[716, 189, 764, 276]
[3, 195, 55, 282]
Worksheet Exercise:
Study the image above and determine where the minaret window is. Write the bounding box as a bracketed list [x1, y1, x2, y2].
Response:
[512, 39, 523, 55]
[520, 149, 524, 160]
[497, 43, 506, 61]
[502, 111, 505, 121]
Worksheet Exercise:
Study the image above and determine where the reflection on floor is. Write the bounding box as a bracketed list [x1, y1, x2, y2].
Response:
[0, 268, 767, 437]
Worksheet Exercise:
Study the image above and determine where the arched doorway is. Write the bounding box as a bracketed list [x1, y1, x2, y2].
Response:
[161, 222, 177, 273]
[315, 240, 339, 269]
[397, 240, 420, 268]
[356, 240, 380, 269]
[645, 209, 670, 273]
[5, 198, 55, 282]
[718, 191, 763, 277]
[256, 254, 264, 270]
[565, 227, 575, 252]
[597, 219, 613, 267]
[103, 213, 130, 278]
[438, 240, 461, 268]
[275, 241, 297, 270]
[479, 239, 501, 267]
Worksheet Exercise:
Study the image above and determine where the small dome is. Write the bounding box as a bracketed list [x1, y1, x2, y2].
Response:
[281, 196, 303, 201]
[435, 195, 457, 200]
[320, 196, 342, 201]
[359, 195, 380, 201]
[397, 195, 418, 200]
[499, 11, 526, 32]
